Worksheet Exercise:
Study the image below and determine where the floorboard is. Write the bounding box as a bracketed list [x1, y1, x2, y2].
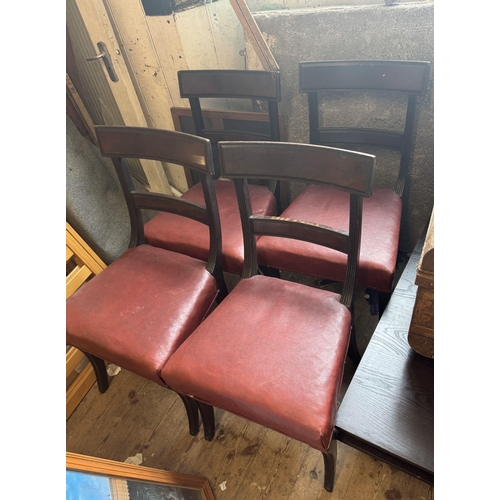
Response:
[66, 264, 434, 499]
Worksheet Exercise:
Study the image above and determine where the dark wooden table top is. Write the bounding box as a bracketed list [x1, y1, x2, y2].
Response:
[335, 236, 434, 484]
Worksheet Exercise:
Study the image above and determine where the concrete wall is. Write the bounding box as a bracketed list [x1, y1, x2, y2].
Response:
[249, 1, 434, 252]
[246, 0, 427, 12]
[66, 115, 130, 265]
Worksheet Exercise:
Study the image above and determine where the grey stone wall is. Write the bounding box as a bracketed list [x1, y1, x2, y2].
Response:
[66, 115, 130, 264]
[252, 1, 434, 252]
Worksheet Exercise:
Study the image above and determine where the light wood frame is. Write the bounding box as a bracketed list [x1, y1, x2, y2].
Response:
[229, 0, 278, 72]
[67, 452, 215, 500]
[66, 222, 107, 419]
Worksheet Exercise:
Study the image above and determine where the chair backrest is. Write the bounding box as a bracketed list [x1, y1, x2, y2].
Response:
[299, 60, 430, 197]
[178, 69, 282, 194]
[95, 126, 224, 286]
[218, 141, 375, 308]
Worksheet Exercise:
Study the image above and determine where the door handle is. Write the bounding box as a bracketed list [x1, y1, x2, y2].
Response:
[86, 42, 119, 82]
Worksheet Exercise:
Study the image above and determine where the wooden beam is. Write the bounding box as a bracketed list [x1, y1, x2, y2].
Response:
[66, 73, 98, 146]
[66, 222, 108, 419]
[229, 0, 279, 72]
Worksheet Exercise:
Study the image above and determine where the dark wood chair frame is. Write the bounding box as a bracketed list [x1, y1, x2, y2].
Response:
[299, 59, 431, 315]
[76, 125, 227, 436]
[183, 140, 375, 492]
[177, 69, 283, 210]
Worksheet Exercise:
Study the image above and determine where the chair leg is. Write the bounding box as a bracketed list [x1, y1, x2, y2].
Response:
[365, 288, 392, 318]
[365, 288, 379, 315]
[196, 400, 216, 441]
[347, 328, 361, 366]
[347, 305, 362, 365]
[317, 278, 339, 288]
[259, 266, 281, 278]
[322, 437, 338, 492]
[378, 291, 391, 318]
[84, 352, 109, 393]
[176, 393, 200, 436]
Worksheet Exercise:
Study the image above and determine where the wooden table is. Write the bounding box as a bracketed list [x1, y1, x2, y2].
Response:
[335, 236, 434, 485]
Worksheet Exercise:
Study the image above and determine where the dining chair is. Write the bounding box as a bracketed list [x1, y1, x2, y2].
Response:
[143, 69, 282, 277]
[161, 140, 375, 492]
[257, 60, 431, 317]
[66, 126, 226, 436]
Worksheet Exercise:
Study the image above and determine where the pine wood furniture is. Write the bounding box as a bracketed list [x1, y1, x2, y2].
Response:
[334, 233, 434, 485]
[66, 222, 107, 419]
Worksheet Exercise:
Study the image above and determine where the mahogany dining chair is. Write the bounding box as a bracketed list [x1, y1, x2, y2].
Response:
[257, 60, 431, 323]
[143, 69, 282, 278]
[66, 126, 226, 436]
[161, 139, 375, 492]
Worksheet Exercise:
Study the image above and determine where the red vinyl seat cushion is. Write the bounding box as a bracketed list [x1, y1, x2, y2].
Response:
[256, 185, 402, 292]
[66, 244, 219, 386]
[144, 180, 277, 275]
[161, 275, 351, 451]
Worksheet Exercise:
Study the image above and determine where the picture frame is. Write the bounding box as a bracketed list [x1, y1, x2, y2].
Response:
[66, 452, 215, 500]
[170, 106, 284, 188]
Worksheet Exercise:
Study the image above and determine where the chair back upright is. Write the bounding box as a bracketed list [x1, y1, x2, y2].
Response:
[178, 70, 282, 203]
[218, 141, 375, 308]
[95, 125, 225, 291]
[299, 60, 430, 197]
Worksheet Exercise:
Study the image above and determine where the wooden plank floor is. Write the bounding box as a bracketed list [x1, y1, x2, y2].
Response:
[66, 268, 434, 499]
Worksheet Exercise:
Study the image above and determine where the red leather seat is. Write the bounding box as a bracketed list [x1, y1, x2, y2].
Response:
[161, 140, 375, 492]
[162, 275, 349, 451]
[67, 244, 218, 386]
[258, 186, 402, 292]
[145, 180, 276, 275]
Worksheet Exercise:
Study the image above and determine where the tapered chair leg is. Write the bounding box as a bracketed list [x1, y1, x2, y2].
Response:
[84, 352, 109, 393]
[196, 400, 216, 441]
[176, 393, 200, 436]
[347, 305, 361, 365]
[378, 291, 391, 318]
[347, 327, 361, 366]
[259, 266, 281, 278]
[322, 437, 338, 492]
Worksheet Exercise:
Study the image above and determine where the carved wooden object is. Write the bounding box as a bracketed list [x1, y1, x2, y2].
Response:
[408, 209, 434, 358]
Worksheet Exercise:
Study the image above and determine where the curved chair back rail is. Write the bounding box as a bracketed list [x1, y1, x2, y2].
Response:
[178, 69, 281, 101]
[299, 60, 430, 94]
[96, 125, 215, 174]
[219, 141, 374, 194]
[299, 59, 430, 196]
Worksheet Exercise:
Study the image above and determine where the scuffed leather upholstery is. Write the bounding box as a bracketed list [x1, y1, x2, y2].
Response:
[161, 274, 351, 451]
[67, 244, 218, 386]
[145, 180, 277, 275]
[257, 185, 402, 292]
